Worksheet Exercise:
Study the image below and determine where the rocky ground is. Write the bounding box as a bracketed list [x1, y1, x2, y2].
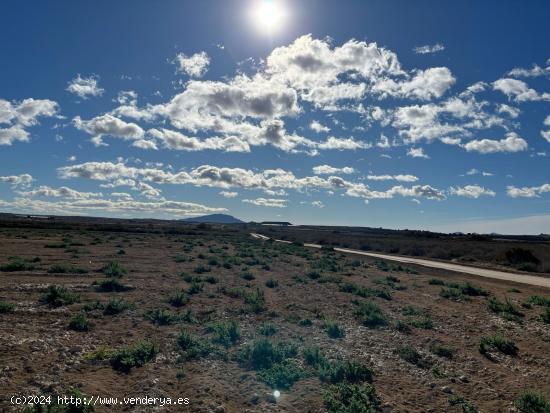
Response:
[0, 224, 549, 412]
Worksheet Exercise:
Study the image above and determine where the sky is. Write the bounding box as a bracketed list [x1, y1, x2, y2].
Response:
[0, 0, 549, 234]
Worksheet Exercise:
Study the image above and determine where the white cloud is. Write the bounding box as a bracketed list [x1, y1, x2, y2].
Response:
[175, 52, 210, 78]
[312, 165, 355, 175]
[492, 78, 550, 102]
[541, 130, 550, 143]
[243, 197, 287, 208]
[220, 191, 238, 198]
[497, 104, 520, 118]
[73, 114, 145, 146]
[463, 132, 528, 154]
[373, 67, 455, 100]
[413, 43, 445, 55]
[507, 64, 550, 78]
[367, 174, 418, 182]
[407, 147, 429, 158]
[311, 200, 324, 208]
[0, 174, 34, 187]
[309, 120, 330, 133]
[507, 184, 550, 198]
[449, 185, 496, 198]
[66, 75, 104, 99]
[0, 98, 59, 145]
[17, 185, 102, 199]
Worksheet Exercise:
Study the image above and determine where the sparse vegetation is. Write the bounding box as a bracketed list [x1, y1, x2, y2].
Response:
[0, 300, 15, 313]
[207, 319, 241, 347]
[110, 340, 159, 372]
[479, 335, 518, 357]
[40, 285, 80, 307]
[514, 391, 550, 413]
[354, 301, 387, 328]
[68, 312, 90, 331]
[323, 383, 380, 413]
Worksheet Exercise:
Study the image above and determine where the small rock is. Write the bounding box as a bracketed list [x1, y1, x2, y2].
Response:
[441, 386, 453, 394]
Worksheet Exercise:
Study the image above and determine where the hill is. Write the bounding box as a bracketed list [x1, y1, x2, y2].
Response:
[182, 213, 245, 224]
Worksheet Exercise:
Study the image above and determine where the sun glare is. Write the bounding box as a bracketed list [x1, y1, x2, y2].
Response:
[250, 0, 287, 34]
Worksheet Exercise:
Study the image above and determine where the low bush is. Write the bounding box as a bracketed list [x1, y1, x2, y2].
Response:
[265, 278, 279, 288]
[448, 395, 478, 413]
[238, 338, 297, 370]
[354, 301, 387, 328]
[207, 319, 241, 347]
[177, 330, 212, 360]
[101, 261, 127, 278]
[40, 285, 80, 307]
[0, 300, 15, 313]
[103, 299, 131, 315]
[259, 322, 278, 336]
[324, 320, 345, 338]
[429, 343, 454, 359]
[241, 272, 255, 281]
[323, 383, 380, 413]
[479, 335, 518, 357]
[318, 360, 373, 384]
[396, 346, 431, 369]
[146, 308, 176, 326]
[110, 340, 159, 372]
[68, 312, 90, 332]
[429, 278, 445, 285]
[514, 391, 550, 413]
[409, 317, 433, 329]
[168, 291, 189, 307]
[488, 297, 524, 322]
[93, 278, 129, 292]
[303, 345, 327, 366]
[257, 359, 305, 389]
[340, 283, 392, 301]
[0, 256, 35, 272]
[528, 295, 550, 307]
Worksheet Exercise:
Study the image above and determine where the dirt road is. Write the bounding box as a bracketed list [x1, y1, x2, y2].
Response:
[250, 233, 550, 288]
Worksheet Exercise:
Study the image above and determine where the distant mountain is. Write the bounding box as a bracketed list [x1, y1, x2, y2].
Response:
[182, 214, 245, 224]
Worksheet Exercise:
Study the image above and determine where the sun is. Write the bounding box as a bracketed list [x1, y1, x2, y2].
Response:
[250, 0, 288, 34]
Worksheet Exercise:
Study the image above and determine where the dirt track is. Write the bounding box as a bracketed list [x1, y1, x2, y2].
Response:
[250, 233, 550, 288]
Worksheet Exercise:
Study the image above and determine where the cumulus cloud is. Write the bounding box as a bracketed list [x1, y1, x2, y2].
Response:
[243, 197, 287, 208]
[312, 165, 355, 175]
[0, 174, 34, 187]
[0, 98, 59, 145]
[463, 132, 528, 154]
[407, 147, 429, 158]
[66, 75, 104, 99]
[507, 184, 550, 198]
[73, 114, 145, 146]
[175, 52, 210, 78]
[492, 78, 550, 102]
[373, 67, 455, 100]
[413, 43, 445, 54]
[449, 185, 496, 198]
[309, 120, 330, 133]
[17, 185, 102, 199]
[311, 200, 324, 208]
[507, 64, 550, 78]
[220, 191, 238, 198]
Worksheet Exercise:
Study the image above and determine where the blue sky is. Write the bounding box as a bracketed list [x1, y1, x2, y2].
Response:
[0, 0, 549, 233]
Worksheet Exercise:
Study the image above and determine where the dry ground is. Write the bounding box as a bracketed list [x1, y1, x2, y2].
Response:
[0, 224, 549, 412]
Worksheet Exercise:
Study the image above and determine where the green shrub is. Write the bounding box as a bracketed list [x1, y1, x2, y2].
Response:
[514, 391, 550, 413]
[187, 281, 204, 295]
[402, 306, 426, 316]
[299, 318, 313, 327]
[340, 283, 392, 301]
[257, 359, 305, 389]
[396, 346, 430, 369]
[177, 330, 212, 359]
[207, 319, 241, 347]
[168, 291, 189, 307]
[528, 296, 550, 307]
[194, 265, 211, 274]
[307, 270, 321, 280]
[146, 308, 176, 326]
[541, 307, 550, 324]
[101, 261, 127, 278]
[323, 383, 380, 413]
[40, 285, 80, 307]
[354, 301, 387, 328]
[448, 395, 478, 413]
[241, 272, 255, 281]
[68, 312, 90, 331]
[488, 297, 524, 322]
[394, 320, 411, 334]
[259, 322, 278, 336]
[265, 278, 279, 288]
[47, 264, 89, 274]
[0, 256, 35, 272]
[110, 340, 158, 372]
[0, 300, 15, 313]
[204, 276, 218, 284]
[319, 360, 373, 384]
[103, 299, 131, 315]
[429, 278, 445, 285]
[439, 287, 465, 301]
[93, 278, 129, 292]
[409, 317, 433, 329]
[324, 320, 345, 338]
[479, 335, 518, 357]
[303, 345, 327, 366]
[239, 338, 297, 370]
